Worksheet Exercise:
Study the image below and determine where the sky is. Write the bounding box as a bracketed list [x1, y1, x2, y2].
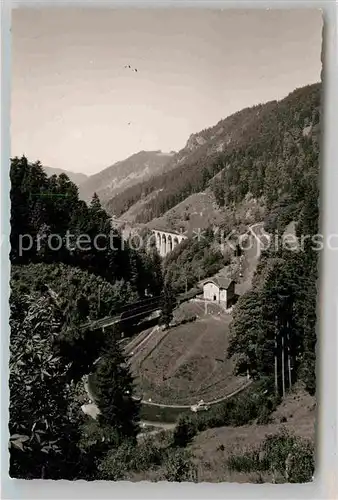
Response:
[11, 8, 322, 175]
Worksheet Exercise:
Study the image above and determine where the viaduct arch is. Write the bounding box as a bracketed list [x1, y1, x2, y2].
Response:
[151, 229, 187, 257]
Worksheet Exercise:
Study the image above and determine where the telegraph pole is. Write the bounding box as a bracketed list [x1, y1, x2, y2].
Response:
[287, 328, 292, 389]
[277, 292, 290, 398]
[286, 298, 293, 389]
[274, 314, 278, 397]
[281, 331, 286, 398]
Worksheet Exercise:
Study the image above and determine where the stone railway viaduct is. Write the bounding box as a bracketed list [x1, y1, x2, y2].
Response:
[111, 217, 188, 257]
[151, 229, 187, 257]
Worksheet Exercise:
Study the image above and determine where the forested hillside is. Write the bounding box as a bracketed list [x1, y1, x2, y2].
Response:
[106, 84, 320, 224]
[228, 184, 319, 396]
[159, 82, 320, 398]
[223, 85, 320, 398]
[151, 83, 319, 484]
[9, 157, 166, 479]
[10, 156, 162, 296]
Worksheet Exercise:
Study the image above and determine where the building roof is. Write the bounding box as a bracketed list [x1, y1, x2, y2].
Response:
[202, 277, 234, 290]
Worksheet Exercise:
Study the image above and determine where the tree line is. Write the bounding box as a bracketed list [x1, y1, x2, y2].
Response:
[227, 178, 319, 396]
[9, 157, 168, 479]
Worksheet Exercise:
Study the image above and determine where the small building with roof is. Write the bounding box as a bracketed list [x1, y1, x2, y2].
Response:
[202, 277, 235, 308]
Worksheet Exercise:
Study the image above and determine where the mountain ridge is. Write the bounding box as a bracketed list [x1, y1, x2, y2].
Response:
[78, 150, 176, 203]
[105, 83, 320, 224]
[43, 166, 88, 186]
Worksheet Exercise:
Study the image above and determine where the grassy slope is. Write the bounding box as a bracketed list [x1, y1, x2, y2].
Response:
[130, 302, 246, 406]
[188, 385, 315, 482]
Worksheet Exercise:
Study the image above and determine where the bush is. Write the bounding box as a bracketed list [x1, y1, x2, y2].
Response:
[162, 448, 198, 482]
[227, 450, 264, 473]
[262, 430, 315, 483]
[257, 405, 273, 425]
[79, 418, 120, 454]
[191, 381, 280, 432]
[97, 435, 199, 482]
[97, 436, 165, 480]
[226, 429, 314, 483]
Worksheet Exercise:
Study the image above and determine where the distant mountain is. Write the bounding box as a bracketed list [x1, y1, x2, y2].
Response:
[43, 166, 88, 186]
[106, 83, 320, 225]
[78, 150, 176, 203]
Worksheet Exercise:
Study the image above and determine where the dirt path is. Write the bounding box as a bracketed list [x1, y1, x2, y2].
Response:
[138, 380, 252, 410]
[235, 222, 266, 295]
[141, 420, 175, 430]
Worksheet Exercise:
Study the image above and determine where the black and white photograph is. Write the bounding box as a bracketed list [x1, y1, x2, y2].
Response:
[9, 7, 321, 483]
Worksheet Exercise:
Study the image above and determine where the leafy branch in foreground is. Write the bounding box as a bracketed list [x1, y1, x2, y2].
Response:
[9, 293, 81, 479]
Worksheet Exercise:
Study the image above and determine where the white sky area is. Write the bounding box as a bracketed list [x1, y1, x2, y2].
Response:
[11, 8, 322, 175]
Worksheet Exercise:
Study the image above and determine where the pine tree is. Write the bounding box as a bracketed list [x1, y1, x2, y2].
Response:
[128, 249, 140, 295]
[148, 247, 164, 296]
[160, 279, 175, 328]
[94, 332, 140, 443]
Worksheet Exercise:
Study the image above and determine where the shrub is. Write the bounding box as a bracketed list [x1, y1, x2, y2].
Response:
[227, 450, 263, 473]
[97, 436, 165, 480]
[162, 448, 198, 482]
[97, 435, 199, 482]
[226, 429, 314, 483]
[262, 430, 314, 483]
[79, 418, 120, 454]
[192, 381, 279, 432]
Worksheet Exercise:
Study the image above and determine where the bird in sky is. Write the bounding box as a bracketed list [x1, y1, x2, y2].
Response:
[124, 64, 138, 72]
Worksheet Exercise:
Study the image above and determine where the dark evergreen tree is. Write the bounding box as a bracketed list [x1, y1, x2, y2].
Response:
[172, 415, 197, 448]
[160, 279, 175, 328]
[94, 331, 140, 444]
[148, 247, 164, 296]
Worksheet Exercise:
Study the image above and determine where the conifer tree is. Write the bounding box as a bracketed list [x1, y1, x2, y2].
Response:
[160, 279, 175, 328]
[148, 247, 164, 296]
[94, 329, 140, 443]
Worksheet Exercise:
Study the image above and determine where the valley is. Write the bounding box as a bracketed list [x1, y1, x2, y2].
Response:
[10, 81, 320, 483]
